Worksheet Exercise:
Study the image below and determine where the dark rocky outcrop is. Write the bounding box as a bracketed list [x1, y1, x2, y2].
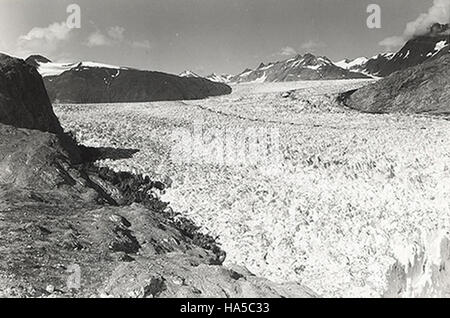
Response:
[0, 54, 62, 134]
[339, 54, 450, 114]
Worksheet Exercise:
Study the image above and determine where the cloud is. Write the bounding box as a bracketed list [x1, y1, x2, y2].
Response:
[19, 22, 72, 42]
[300, 40, 327, 51]
[86, 26, 125, 47]
[378, 36, 405, 51]
[86, 31, 112, 47]
[380, 0, 450, 50]
[278, 46, 297, 56]
[404, 0, 450, 38]
[86, 26, 151, 51]
[17, 21, 73, 55]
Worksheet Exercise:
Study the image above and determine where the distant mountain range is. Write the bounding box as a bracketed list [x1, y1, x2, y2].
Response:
[179, 70, 233, 84]
[25, 57, 231, 104]
[191, 23, 449, 84]
[25, 23, 450, 92]
[230, 53, 370, 83]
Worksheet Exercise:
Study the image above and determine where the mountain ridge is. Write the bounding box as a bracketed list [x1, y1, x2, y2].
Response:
[25, 56, 232, 104]
[230, 53, 369, 83]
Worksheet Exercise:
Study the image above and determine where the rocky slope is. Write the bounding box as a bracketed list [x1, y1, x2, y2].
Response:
[0, 53, 315, 298]
[339, 53, 450, 114]
[231, 53, 369, 83]
[26, 56, 232, 104]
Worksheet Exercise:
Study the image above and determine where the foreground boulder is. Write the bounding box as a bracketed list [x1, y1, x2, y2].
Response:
[340, 54, 450, 114]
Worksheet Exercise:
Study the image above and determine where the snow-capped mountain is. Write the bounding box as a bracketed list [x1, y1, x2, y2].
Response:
[205, 73, 233, 83]
[337, 23, 449, 78]
[230, 53, 369, 83]
[335, 53, 395, 78]
[335, 57, 369, 70]
[25, 55, 231, 103]
[378, 29, 448, 76]
[179, 71, 233, 83]
[25, 55, 130, 78]
[179, 70, 201, 78]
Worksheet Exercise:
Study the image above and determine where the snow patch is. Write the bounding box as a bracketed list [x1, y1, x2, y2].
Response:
[36, 60, 127, 77]
[431, 40, 448, 56]
[179, 70, 201, 78]
[335, 57, 369, 70]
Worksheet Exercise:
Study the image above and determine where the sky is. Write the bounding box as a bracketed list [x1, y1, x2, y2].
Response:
[0, 0, 437, 75]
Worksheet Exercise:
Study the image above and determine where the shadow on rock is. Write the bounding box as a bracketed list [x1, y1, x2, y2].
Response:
[80, 146, 140, 162]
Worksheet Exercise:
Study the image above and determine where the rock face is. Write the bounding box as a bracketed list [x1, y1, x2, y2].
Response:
[0, 125, 91, 197]
[340, 54, 450, 114]
[0, 54, 62, 134]
[25, 56, 232, 104]
[0, 53, 315, 298]
[231, 53, 369, 83]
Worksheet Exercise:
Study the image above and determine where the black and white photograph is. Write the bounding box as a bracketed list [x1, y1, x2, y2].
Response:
[0, 0, 449, 303]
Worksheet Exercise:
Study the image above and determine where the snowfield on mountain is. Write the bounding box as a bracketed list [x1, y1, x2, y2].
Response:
[54, 78, 450, 297]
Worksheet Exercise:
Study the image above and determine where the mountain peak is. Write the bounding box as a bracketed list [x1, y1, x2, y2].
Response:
[302, 52, 316, 58]
[179, 70, 201, 78]
[231, 51, 368, 83]
[429, 23, 450, 36]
